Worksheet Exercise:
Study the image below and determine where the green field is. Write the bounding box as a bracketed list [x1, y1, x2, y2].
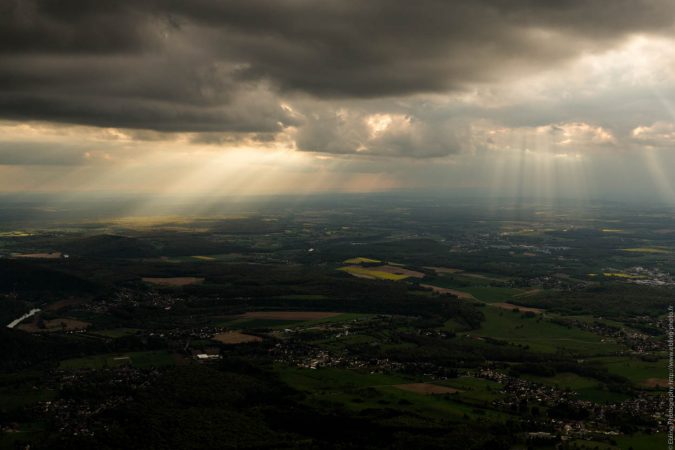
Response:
[588, 356, 667, 385]
[467, 308, 623, 354]
[277, 366, 511, 423]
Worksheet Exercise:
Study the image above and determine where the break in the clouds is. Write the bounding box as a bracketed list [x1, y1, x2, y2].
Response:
[1, 0, 675, 195]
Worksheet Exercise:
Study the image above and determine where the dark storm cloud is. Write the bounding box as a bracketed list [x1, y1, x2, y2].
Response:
[0, 0, 674, 133]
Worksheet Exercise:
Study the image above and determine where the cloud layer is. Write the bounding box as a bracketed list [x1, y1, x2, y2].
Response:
[1, 0, 675, 161]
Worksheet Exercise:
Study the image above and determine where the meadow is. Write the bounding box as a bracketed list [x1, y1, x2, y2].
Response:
[466, 307, 623, 355]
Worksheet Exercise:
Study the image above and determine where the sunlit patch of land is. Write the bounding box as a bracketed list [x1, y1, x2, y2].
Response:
[602, 272, 646, 279]
[192, 255, 215, 260]
[11, 252, 62, 259]
[142, 277, 204, 286]
[343, 257, 381, 264]
[212, 331, 263, 344]
[0, 231, 31, 237]
[620, 247, 670, 254]
[339, 264, 424, 280]
[601, 228, 624, 233]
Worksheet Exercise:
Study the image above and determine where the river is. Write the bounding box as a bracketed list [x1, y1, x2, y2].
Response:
[6, 308, 41, 328]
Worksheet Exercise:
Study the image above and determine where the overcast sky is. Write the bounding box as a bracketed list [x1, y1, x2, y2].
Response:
[2, 0, 675, 202]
